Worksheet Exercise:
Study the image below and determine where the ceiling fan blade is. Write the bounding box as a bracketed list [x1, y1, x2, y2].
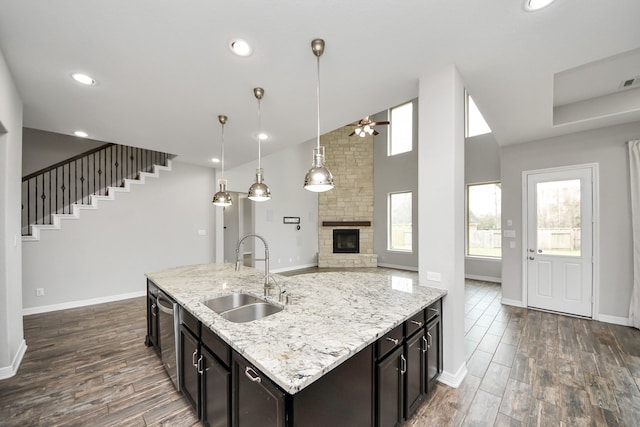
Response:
[373, 129, 379, 136]
[349, 130, 356, 136]
[370, 121, 390, 126]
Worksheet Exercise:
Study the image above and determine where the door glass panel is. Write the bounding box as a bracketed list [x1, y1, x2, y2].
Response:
[536, 179, 581, 256]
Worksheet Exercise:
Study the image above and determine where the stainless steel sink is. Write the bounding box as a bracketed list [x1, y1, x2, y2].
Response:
[220, 302, 283, 323]
[203, 293, 283, 322]
[204, 293, 263, 313]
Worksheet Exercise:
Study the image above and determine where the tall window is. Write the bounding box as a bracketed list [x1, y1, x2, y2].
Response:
[467, 182, 501, 258]
[465, 91, 491, 138]
[388, 192, 412, 251]
[388, 101, 413, 156]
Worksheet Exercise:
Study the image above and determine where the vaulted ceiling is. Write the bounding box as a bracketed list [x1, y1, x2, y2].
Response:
[1, 0, 639, 169]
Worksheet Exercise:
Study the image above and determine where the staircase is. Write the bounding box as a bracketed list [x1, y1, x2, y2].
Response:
[22, 143, 172, 241]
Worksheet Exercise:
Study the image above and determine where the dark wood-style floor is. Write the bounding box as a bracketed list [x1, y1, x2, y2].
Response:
[2, 272, 640, 426]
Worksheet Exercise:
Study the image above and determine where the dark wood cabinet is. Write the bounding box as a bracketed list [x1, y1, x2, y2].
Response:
[202, 346, 230, 427]
[145, 281, 160, 353]
[376, 345, 405, 427]
[404, 328, 426, 419]
[181, 325, 201, 414]
[232, 353, 286, 427]
[425, 316, 442, 394]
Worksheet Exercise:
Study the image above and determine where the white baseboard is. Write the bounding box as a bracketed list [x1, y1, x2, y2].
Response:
[501, 298, 525, 308]
[0, 339, 27, 380]
[377, 263, 419, 272]
[596, 314, 631, 326]
[438, 362, 467, 388]
[23, 290, 146, 316]
[465, 274, 501, 283]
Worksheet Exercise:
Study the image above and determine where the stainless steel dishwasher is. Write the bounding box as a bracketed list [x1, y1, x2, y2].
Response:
[156, 290, 181, 391]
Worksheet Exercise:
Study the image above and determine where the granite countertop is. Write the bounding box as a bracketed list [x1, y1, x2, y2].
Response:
[145, 263, 447, 394]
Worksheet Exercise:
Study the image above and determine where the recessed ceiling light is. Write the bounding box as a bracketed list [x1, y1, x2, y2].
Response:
[71, 73, 96, 85]
[74, 130, 89, 138]
[211, 157, 220, 163]
[258, 133, 268, 141]
[525, 0, 556, 11]
[230, 39, 252, 57]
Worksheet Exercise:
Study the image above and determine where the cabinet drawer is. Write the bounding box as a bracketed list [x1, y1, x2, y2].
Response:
[426, 299, 442, 324]
[181, 308, 200, 337]
[376, 324, 404, 360]
[201, 326, 230, 368]
[404, 310, 425, 337]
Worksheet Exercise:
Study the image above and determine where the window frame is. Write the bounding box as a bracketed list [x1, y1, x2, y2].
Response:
[387, 191, 413, 253]
[466, 181, 502, 259]
[387, 101, 413, 157]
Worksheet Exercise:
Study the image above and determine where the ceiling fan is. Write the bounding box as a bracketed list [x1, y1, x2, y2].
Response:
[349, 116, 390, 137]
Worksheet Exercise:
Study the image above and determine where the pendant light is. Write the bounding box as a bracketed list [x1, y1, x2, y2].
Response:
[304, 38, 334, 192]
[247, 87, 271, 201]
[212, 115, 233, 207]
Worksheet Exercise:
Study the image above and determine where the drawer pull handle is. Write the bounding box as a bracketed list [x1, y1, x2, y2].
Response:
[386, 337, 399, 345]
[427, 332, 433, 348]
[411, 320, 423, 327]
[245, 366, 262, 383]
[400, 354, 407, 374]
[422, 336, 428, 353]
[192, 349, 198, 368]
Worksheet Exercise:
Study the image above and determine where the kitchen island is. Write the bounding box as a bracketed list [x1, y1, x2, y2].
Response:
[146, 263, 446, 426]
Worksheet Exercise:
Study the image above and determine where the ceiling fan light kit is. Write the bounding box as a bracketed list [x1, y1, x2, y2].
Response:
[350, 116, 389, 137]
[303, 38, 335, 193]
[212, 114, 233, 207]
[248, 87, 272, 202]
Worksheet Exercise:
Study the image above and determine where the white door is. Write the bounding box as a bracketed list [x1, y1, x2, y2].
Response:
[525, 166, 594, 317]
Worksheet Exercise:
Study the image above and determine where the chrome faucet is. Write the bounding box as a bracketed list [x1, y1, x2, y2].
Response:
[235, 234, 271, 296]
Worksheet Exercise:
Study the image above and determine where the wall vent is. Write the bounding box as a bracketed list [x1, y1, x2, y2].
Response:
[620, 76, 640, 89]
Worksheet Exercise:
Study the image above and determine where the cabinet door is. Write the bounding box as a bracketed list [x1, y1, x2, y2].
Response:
[146, 293, 159, 352]
[376, 346, 405, 427]
[181, 326, 200, 415]
[404, 329, 425, 419]
[425, 318, 442, 394]
[233, 354, 286, 427]
[202, 347, 230, 427]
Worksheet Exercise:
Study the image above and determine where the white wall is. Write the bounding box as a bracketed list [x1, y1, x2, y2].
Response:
[465, 132, 502, 281]
[224, 139, 319, 272]
[22, 161, 216, 312]
[0, 47, 25, 379]
[501, 121, 640, 321]
[22, 128, 106, 176]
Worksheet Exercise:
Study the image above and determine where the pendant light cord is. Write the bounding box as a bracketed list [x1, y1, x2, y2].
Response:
[258, 97, 262, 170]
[316, 54, 321, 150]
[221, 122, 225, 180]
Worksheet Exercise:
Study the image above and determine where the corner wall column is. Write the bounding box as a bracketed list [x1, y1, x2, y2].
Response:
[418, 65, 467, 386]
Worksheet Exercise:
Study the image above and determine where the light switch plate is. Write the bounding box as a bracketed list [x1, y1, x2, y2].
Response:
[426, 271, 441, 282]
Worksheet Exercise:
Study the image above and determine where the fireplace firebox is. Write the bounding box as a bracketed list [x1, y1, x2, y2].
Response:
[333, 229, 360, 254]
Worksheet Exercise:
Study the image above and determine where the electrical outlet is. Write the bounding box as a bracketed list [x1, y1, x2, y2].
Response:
[36, 288, 45, 297]
[426, 272, 441, 282]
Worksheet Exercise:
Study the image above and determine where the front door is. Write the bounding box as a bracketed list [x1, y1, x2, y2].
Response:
[525, 166, 595, 317]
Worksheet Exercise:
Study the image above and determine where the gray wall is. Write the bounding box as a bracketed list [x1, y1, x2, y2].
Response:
[224, 138, 319, 272]
[373, 99, 419, 270]
[501, 121, 640, 321]
[22, 128, 106, 176]
[465, 132, 501, 281]
[22, 161, 216, 312]
[0, 46, 25, 378]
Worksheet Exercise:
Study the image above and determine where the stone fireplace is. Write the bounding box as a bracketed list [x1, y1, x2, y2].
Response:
[333, 229, 359, 254]
[318, 126, 377, 267]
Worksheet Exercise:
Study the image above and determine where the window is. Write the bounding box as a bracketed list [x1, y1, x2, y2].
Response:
[388, 102, 413, 156]
[467, 182, 501, 258]
[465, 91, 491, 138]
[388, 192, 412, 251]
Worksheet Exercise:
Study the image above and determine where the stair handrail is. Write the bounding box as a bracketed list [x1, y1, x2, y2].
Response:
[22, 143, 115, 182]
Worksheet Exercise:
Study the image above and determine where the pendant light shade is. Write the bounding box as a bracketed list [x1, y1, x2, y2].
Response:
[248, 87, 271, 202]
[304, 38, 334, 192]
[212, 115, 233, 207]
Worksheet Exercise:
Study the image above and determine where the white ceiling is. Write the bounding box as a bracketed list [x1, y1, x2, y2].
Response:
[1, 0, 639, 169]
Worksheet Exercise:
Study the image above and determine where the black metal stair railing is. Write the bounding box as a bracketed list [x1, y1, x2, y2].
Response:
[22, 143, 170, 236]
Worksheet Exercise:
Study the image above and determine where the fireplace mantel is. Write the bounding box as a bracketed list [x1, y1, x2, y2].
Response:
[322, 221, 371, 227]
